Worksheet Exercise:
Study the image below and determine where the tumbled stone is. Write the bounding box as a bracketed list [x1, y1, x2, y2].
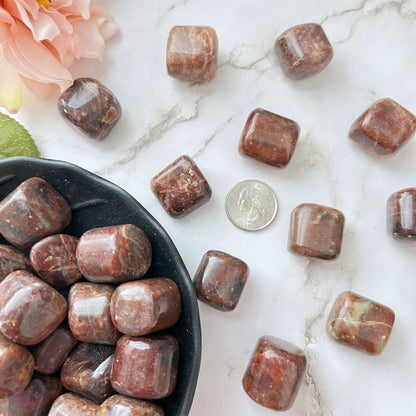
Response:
[274, 23, 333, 80]
[76, 224, 152, 283]
[111, 335, 179, 399]
[0, 270, 67, 345]
[239, 108, 300, 168]
[69, 283, 120, 344]
[58, 78, 122, 141]
[151, 155, 212, 217]
[326, 291, 395, 355]
[97, 394, 165, 416]
[0, 244, 31, 282]
[387, 188, 416, 244]
[61, 342, 115, 403]
[167, 26, 218, 83]
[32, 327, 77, 375]
[193, 250, 249, 311]
[111, 278, 181, 336]
[349, 98, 416, 158]
[48, 393, 98, 416]
[0, 333, 34, 398]
[243, 336, 306, 411]
[0, 177, 71, 250]
[289, 203, 345, 260]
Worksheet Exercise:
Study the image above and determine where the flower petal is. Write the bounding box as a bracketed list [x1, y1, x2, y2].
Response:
[0, 55, 22, 113]
[71, 19, 104, 59]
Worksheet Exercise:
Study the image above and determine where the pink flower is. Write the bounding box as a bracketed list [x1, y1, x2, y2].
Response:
[0, 0, 118, 113]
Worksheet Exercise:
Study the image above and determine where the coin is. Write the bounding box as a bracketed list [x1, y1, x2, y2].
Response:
[225, 180, 278, 231]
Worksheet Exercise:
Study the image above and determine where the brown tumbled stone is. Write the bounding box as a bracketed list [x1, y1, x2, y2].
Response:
[110, 278, 181, 336]
[111, 335, 179, 400]
[151, 155, 212, 217]
[0, 244, 31, 282]
[0, 177, 71, 250]
[48, 393, 98, 416]
[243, 336, 306, 411]
[97, 394, 165, 416]
[289, 203, 345, 260]
[193, 250, 249, 311]
[0, 270, 67, 345]
[274, 23, 333, 80]
[349, 98, 416, 158]
[61, 342, 115, 403]
[69, 282, 120, 344]
[167, 26, 218, 83]
[326, 291, 395, 355]
[58, 78, 122, 141]
[76, 224, 152, 283]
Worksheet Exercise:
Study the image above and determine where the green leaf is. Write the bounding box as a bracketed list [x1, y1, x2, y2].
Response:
[0, 113, 40, 158]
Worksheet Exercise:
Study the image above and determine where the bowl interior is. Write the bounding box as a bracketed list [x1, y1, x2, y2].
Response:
[0, 156, 201, 416]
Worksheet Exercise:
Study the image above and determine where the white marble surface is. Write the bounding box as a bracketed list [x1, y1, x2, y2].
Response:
[9, 0, 416, 414]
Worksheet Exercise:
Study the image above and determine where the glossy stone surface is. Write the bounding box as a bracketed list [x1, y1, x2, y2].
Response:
[110, 278, 181, 336]
[0, 177, 71, 250]
[151, 155, 212, 217]
[326, 291, 395, 355]
[0, 270, 67, 345]
[193, 250, 249, 311]
[349, 98, 416, 158]
[274, 23, 333, 80]
[0, 244, 31, 282]
[289, 203, 345, 260]
[0, 375, 62, 416]
[32, 327, 77, 375]
[167, 26, 218, 83]
[69, 282, 120, 344]
[48, 393, 98, 416]
[239, 108, 300, 168]
[58, 78, 122, 141]
[61, 342, 115, 403]
[76, 224, 152, 283]
[0, 333, 34, 398]
[387, 188, 416, 244]
[111, 335, 179, 400]
[243, 336, 307, 411]
[30, 234, 81, 288]
[97, 394, 165, 416]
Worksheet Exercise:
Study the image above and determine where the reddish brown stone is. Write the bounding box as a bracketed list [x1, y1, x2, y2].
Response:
[0, 333, 34, 399]
[326, 291, 395, 355]
[0, 244, 31, 282]
[97, 394, 165, 416]
[61, 342, 115, 403]
[151, 155, 212, 218]
[274, 23, 333, 80]
[110, 278, 181, 336]
[0, 270, 67, 345]
[349, 98, 416, 158]
[69, 283, 120, 344]
[58, 78, 122, 141]
[32, 327, 77, 375]
[193, 250, 248, 311]
[289, 203, 345, 260]
[48, 393, 98, 416]
[76, 224, 152, 283]
[167, 26, 218, 83]
[243, 336, 306, 411]
[111, 335, 179, 400]
[0, 177, 71, 250]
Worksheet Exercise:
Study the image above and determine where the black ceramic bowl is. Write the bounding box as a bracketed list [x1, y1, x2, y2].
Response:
[0, 156, 201, 416]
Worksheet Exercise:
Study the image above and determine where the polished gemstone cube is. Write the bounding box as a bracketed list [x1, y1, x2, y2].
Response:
[167, 26, 218, 83]
[239, 108, 300, 168]
[349, 98, 416, 158]
[274, 23, 333, 80]
[243, 336, 307, 411]
[151, 155, 212, 217]
[97, 394, 164, 416]
[326, 291, 395, 355]
[193, 250, 249, 311]
[289, 203, 345, 260]
[48, 393, 98, 416]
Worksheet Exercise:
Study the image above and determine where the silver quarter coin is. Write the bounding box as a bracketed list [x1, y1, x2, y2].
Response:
[225, 180, 278, 231]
